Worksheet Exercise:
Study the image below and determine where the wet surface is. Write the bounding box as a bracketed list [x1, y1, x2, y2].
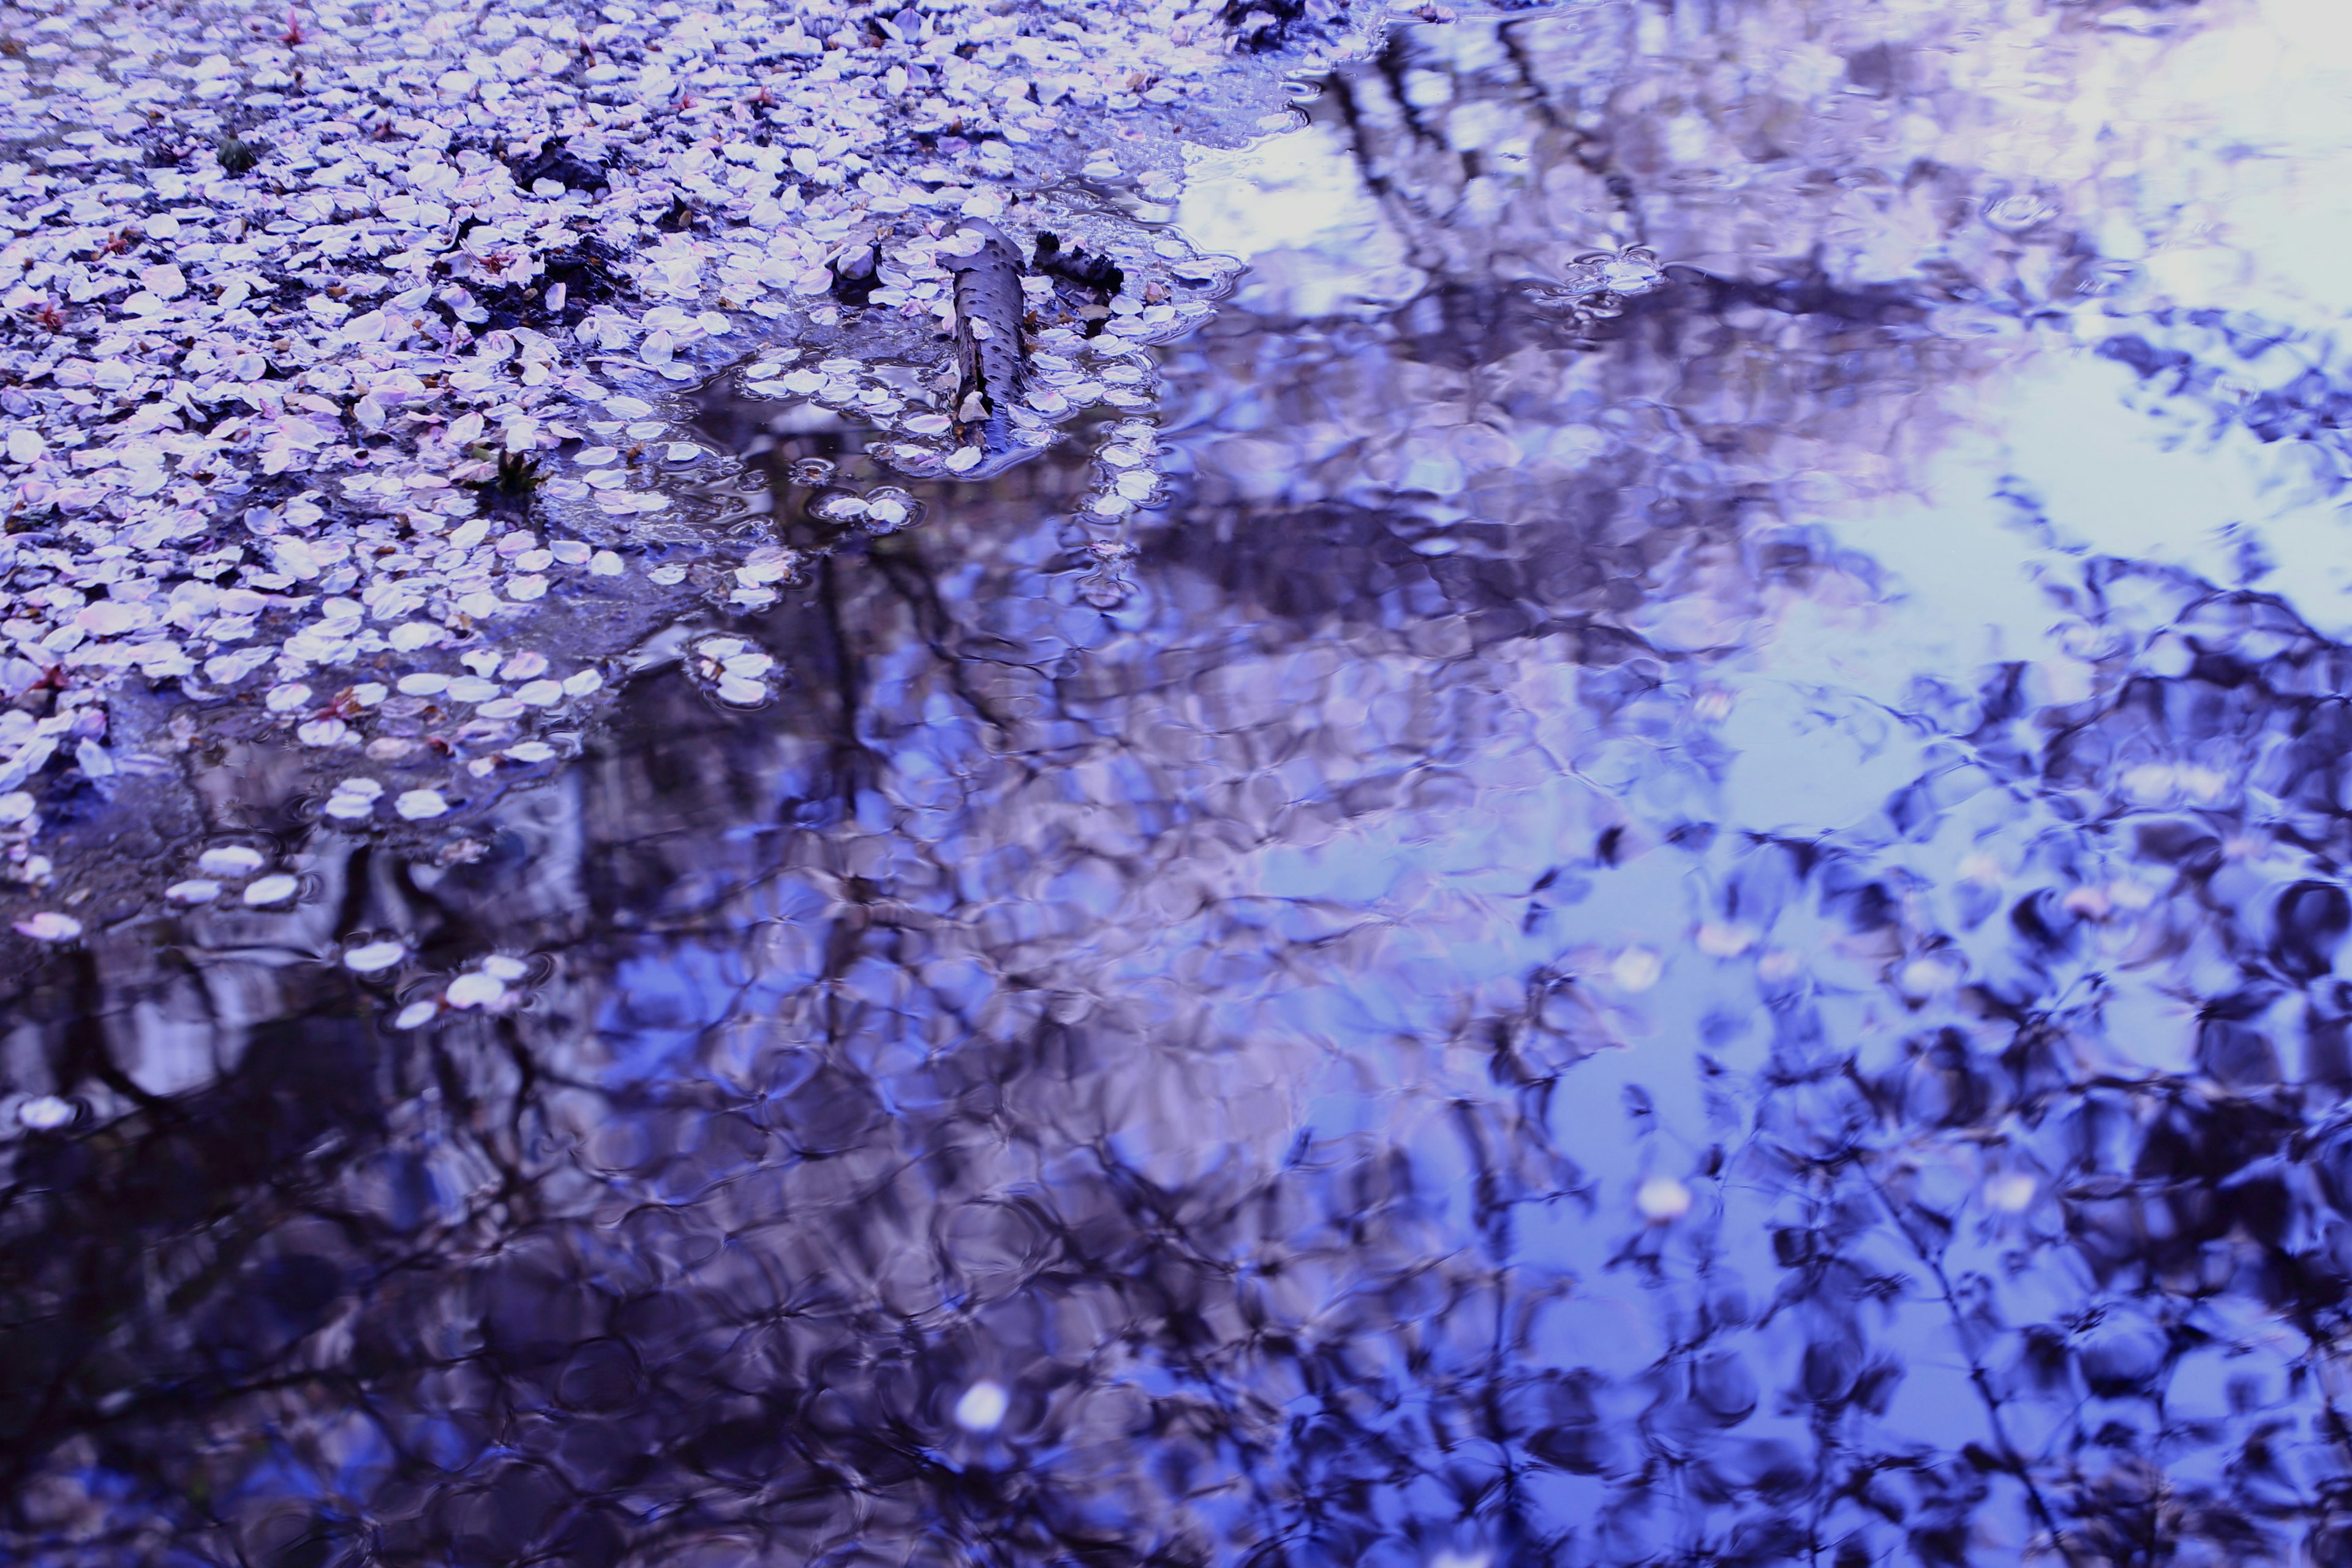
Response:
[16, 3, 2352, 1564]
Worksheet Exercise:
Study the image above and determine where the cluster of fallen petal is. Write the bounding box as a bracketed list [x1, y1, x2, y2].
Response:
[0, 0, 1340, 929]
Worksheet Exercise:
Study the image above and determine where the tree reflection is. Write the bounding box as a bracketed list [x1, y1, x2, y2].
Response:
[14, 2, 2352, 1564]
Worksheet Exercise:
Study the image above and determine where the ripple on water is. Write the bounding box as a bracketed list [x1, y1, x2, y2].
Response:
[15, 4, 2352, 1565]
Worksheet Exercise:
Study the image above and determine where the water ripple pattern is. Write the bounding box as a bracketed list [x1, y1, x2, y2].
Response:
[11, 2, 2352, 1566]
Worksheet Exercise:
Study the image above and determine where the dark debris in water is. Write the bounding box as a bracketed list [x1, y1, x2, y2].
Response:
[211, 133, 262, 176]
[503, 134, 609, 196]
[1031, 230, 1126, 330]
[829, 241, 884, 309]
[1221, 0, 1349, 55]
[945, 219, 1032, 470]
[470, 450, 542, 519]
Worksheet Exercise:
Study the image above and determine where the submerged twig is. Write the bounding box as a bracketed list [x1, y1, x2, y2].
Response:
[944, 220, 1030, 477]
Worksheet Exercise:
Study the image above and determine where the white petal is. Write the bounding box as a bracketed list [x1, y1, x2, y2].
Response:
[197, 845, 266, 876]
[13, 912, 81, 942]
[954, 1380, 1008, 1433]
[344, 940, 407, 974]
[445, 971, 506, 1008]
[395, 789, 450, 821]
[243, 874, 301, 907]
[1986, 1173, 2038, 1213]
[1611, 948, 1662, 992]
[1635, 1175, 1692, 1223]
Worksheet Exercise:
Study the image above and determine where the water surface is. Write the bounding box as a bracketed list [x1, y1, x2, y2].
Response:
[13, 4, 2352, 1564]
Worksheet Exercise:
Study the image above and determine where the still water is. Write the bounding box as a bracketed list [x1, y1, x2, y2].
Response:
[14, 2, 2352, 1563]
